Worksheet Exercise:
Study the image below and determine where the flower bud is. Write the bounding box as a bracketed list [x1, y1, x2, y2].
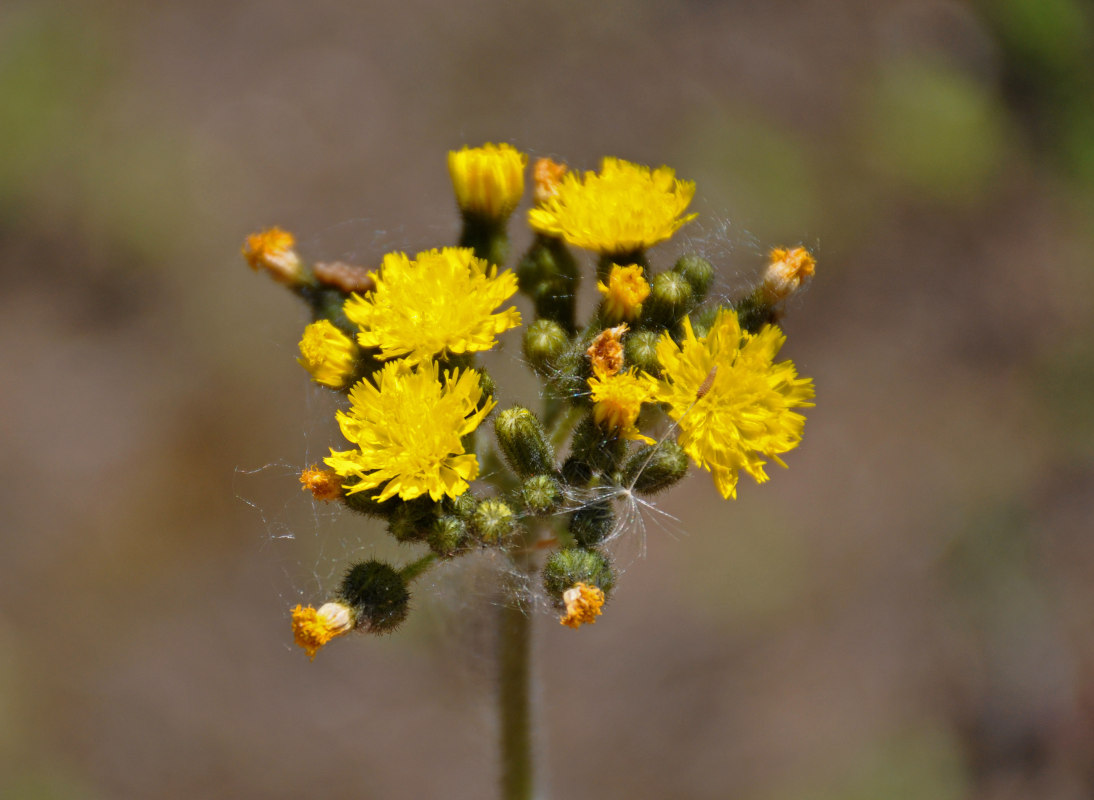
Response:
[298, 320, 358, 389]
[385, 498, 438, 542]
[597, 264, 650, 323]
[338, 560, 410, 634]
[428, 514, 470, 557]
[448, 143, 527, 223]
[495, 407, 555, 478]
[672, 255, 714, 301]
[521, 474, 562, 514]
[644, 270, 695, 328]
[472, 499, 517, 545]
[561, 455, 593, 487]
[569, 416, 627, 476]
[569, 501, 615, 547]
[624, 329, 661, 376]
[543, 548, 615, 601]
[622, 440, 689, 494]
[523, 319, 568, 376]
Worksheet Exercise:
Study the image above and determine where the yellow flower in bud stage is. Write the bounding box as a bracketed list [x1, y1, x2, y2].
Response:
[560, 582, 605, 629]
[298, 320, 357, 389]
[762, 246, 816, 304]
[448, 143, 528, 221]
[597, 264, 650, 322]
[325, 360, 495, 502]
[292, 602, 354, 660]
[242, 227, 304, 284]
[588, 366, 657, 444]
[655, 309, 815, 500]
[344, 248, 521, 365]
[300, 465, 343, 501]
[532, 157, 567, 205]
[587, 324, 628, 377]
[528, 157, 697, 255]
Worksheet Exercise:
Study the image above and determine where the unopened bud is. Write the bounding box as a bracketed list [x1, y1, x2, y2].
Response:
[673, 255, 714, 301]
[622, 440, 689, 494]
[473, 499, 517, 545]
[495, 407, 555, 478]
[428, 515, 470, 557]
[523, 319, 568, 375]
[337, 560, 410, 634]
[624, 329, 661, 376]
[543, 548, 615, 602]
[645, 270, 695, 328]
[521, 474, 562, 514]
[569, 501, 615, 547]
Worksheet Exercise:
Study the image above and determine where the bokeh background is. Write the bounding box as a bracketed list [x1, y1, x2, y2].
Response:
[2, 1, 1093, 798]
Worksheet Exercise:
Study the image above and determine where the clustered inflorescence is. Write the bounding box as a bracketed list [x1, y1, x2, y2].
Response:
[243, 144, 816, 659]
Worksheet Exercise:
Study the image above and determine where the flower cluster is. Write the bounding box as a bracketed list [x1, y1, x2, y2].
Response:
[244, 144, 817, 658]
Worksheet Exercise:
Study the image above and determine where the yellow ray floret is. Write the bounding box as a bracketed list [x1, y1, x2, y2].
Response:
[448, 143, 528, 221]
[528, 157, 697, 255]
[655, 309, 815, 499]
[298, 320, 357, 388]
[343, 247, 521, 365]
[325, 360, 495, 502]
[588, 365, 657, 444]
[560, 583, 605, 629]
[597, 264, 650, 322]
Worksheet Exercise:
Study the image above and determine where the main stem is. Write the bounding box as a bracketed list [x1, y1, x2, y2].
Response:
[498, 577, 534, 800]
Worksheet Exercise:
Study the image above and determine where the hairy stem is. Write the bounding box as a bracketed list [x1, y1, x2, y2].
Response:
[498, 583, 534, 800]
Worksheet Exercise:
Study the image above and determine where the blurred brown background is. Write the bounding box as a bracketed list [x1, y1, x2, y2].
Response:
[2, 1, 1093, 798]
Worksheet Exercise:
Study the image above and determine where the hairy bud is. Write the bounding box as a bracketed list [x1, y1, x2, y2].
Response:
[338, 560, 410, 634]
[495, 407, 555, 478]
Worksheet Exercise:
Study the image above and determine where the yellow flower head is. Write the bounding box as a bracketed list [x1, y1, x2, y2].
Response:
[597, 264, 650, 322]
[300, 465, 343, 501]
[242, 227, 304, 284]
[588, 366, 657, 444]
[655, 309, 815, 499]
[533, 157, 568, 205]
[292, 602, 354, 660]
[560, 582, 605, 629]
[343, 248, 521, 365]
[762, 246, 816, 304]
[325, 360, 495, 502]
[298, 320, 357, 389]
[448, 143, 528, 221]
[528, 157, 697, 255]
[586, 324, 628, 377]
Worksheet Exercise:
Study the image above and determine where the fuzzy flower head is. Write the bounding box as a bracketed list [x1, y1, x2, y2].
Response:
[325, 360, 495, 502]
[292, 602, 354, 660]
[242, 227, 304, 284]
[762, 246, 816, 304]
[588, 366, 657, 444]
[298, 320, 357, 389]
[343, 248, 521, 365]
[655, 309, 815, 499]
[527, 157, 697, 256]
[448, 143, 527, 222]
[597, 264, 650, 322]
[560, 583, 605, 629]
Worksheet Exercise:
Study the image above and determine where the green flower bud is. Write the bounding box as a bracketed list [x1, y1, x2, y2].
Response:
[446, 490, 478, 519]
[569, 416, 627, 476]
[338, 560, 410, 634]
[495, 407, 555, 478]
[624, 329, 662, 376]
[386, 498, 438, 543]
[523, 319, 568, 376]
[561, 455, 593, 487]
[521, 473, 562, 514]
[477, 368, 498, 406]
[622, 440, 689, 494]
[688, 305, 723, 340]
[569, 501, 615, 547]
[428, 514, 470, 557]
[672, 255, 714, 301]
[644, 271, 695, 328]
[472, 499, 517, 545]
[543, 548, 615, 602]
